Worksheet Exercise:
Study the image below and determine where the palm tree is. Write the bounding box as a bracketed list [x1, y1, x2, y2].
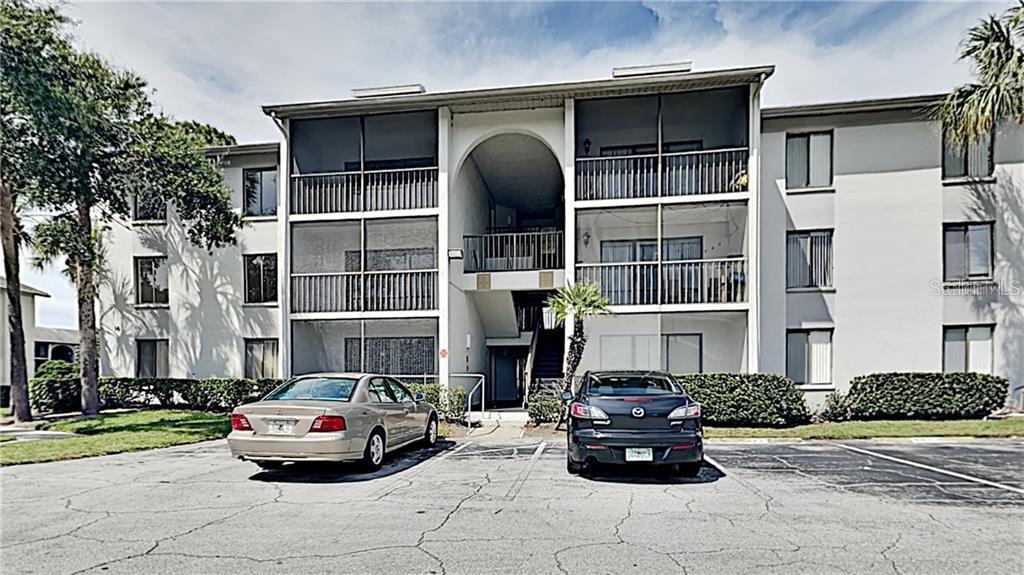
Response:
[936, 2, 1024, 147]
[545, 281, 611, 396]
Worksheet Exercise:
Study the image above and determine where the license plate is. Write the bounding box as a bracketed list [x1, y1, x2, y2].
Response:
[267, 420, 294, 435]
[625, 448, 653, 462]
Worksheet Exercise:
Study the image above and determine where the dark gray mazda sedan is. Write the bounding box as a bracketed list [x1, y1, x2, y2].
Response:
[564, 370, 703, 476]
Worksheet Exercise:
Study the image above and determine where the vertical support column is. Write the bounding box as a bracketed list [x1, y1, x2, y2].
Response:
[437, 107, 451, 389]
[746, 81, 763, 374]
[562, 99, 577, 376]
[277, 119, 292, 378]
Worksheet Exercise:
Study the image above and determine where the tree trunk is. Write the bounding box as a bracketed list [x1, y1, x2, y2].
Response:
[555, 317, 587, 430]
[76, 202, 99, 415]
[0, 182, 32, 423]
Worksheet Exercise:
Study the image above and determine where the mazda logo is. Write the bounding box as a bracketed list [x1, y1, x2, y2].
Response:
[631, 407, 645, 418]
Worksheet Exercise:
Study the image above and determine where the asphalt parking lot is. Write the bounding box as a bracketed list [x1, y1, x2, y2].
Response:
[1, 437, 1021, 575]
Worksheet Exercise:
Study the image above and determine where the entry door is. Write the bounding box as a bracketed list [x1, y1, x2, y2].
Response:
[489, 348, 521, 407]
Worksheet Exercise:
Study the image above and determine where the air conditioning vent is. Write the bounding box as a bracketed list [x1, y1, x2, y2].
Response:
[612, 61, 693, 78]
[351, 84, 426, 98]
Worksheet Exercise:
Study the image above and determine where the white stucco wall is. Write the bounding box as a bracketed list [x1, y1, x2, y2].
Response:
[99, 149, 281, 378]
[761, 113, 1024, 405]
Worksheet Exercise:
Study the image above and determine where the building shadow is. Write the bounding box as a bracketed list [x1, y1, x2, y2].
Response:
[964, 172, 1024, 408]
[246, 439, 458, 483]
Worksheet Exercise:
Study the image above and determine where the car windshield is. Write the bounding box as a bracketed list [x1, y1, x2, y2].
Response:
[264, 377, 357, 402]
[588, 374, 681, 396]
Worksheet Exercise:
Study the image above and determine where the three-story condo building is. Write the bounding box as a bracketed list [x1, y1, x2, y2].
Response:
[98, 63, 1024, 411]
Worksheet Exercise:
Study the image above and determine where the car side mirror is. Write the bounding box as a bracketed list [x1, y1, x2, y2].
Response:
[414, 393, 425, 402]
[561, 391, 573, 401]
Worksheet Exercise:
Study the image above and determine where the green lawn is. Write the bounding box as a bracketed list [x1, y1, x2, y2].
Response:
[1, 407, 10, 418]
[705, 418, 1024, 440]
[0, 409, 229, 466]
[0, 435, 15, 443]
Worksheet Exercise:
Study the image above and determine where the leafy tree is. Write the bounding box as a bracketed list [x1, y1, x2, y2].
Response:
[937, 1, 1024, 146]
[0, 0, 74, 422]
[1, 0, 243, 415]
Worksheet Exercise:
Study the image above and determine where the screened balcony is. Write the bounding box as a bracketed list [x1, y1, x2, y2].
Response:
[291, 218, 438, 313]
[290, 111, 438, 214]
[575, 204, 748, 306]
[292, 318, 439, 385]
[574, 87, 749, 201]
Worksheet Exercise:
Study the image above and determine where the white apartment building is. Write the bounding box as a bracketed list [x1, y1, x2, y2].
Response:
[98, 64, 1024, 410]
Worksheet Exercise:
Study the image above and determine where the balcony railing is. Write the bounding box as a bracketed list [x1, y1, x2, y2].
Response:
[291, 166, 438, 215]
[291, 270, 437, 313]
[575, 148, 748, 201]
[463, 231, 564, 273]
[575, 257, 747, 306]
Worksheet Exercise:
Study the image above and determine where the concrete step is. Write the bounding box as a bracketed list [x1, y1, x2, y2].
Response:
[467, 410, 530, 426]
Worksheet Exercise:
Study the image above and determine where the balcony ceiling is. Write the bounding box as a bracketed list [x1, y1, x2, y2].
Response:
[471, 134, 563, 215]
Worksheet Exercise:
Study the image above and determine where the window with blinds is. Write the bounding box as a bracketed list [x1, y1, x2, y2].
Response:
[786, 330, 832, 385]
[136, 339, 169, 378]
[787, 230, 833, 289]
[786, 131, 833, 189]
[244, 339, 279, 379]
[942, 131, 993, 179]
[135, 257, 169, 305]
[943, 223, 993, 281]
[943, 326, 993, 374]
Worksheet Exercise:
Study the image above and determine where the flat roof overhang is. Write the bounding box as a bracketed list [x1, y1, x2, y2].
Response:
[262, 65, 775, 120]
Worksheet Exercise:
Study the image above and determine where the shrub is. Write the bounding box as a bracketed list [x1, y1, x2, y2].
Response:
[527, 394, 563, 424]
[817, 391, 852, 423]
[98, 378, 147, 408]
[675, 373, 809, 427]
[844, 372, 1008, 420]
[406, 383, 443, 411]
[445, 386, 469, 422]
[29, 360, 80, 413]
[180, 378, 284, 411]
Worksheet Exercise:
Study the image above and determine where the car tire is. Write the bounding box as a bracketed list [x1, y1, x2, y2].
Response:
[676, 460, 702, 477]
[362, 429, 386, 472]
[255, 461, 284, 470]
[423, 415, 439, 448]
[567, 453, 583, 475]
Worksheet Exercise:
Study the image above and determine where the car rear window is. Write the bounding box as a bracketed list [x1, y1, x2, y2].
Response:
[587, 374, 681, 396]
[264, 378, 357, 402]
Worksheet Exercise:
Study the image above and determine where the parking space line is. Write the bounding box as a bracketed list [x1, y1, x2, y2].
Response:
[703, 454, 727, 475]
[830, 442, 1024, 495]
[505, 441, 546, 501]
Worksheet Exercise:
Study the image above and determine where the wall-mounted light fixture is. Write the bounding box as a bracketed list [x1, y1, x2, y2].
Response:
[583, 138, 592, 156]
[447, 248, 464, 260]
[582, 231, 591, 247]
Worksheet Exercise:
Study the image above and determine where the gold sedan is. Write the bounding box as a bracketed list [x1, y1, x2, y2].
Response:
[227, 374, 439, 471]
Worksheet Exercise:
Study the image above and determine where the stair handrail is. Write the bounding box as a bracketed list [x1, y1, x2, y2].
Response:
[452, 373, 487, 423]
[522, 317, 542, 409]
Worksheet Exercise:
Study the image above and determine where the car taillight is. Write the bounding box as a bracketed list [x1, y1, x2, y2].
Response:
[310, 415, 346, 432]
[569, 402, 609, 420]
[231, 413, 252, 431]
[668, 403, 701, 419]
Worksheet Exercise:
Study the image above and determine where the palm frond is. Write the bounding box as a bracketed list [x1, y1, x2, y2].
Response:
[544, 281, 612, 326]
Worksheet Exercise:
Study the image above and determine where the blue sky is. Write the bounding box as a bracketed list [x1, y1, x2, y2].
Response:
[10, 0, 1005, 328]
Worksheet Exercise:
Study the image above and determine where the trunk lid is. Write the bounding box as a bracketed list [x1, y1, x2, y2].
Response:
[238, 401, 333, 437]
[587, 395, 690, 431]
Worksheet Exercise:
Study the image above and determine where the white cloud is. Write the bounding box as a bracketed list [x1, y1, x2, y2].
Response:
[22, 0, 1003, 326]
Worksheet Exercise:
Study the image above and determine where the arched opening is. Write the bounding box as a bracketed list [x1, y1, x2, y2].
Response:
[450, 132, 566, 410]
[50, 345, 75, 363]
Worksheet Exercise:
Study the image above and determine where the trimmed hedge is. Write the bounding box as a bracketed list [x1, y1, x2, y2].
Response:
[527, 394, 562, 424]
[840, 372, 1008, 420]
[676, 373, 809, 427]
[29, 370, 284, 414]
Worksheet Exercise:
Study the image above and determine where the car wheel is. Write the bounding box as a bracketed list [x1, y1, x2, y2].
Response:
[255, 461, 283, 470]
[423, 415, 439, 447]
[676, 460, 702, 477]
[362, 429, 386, 472]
